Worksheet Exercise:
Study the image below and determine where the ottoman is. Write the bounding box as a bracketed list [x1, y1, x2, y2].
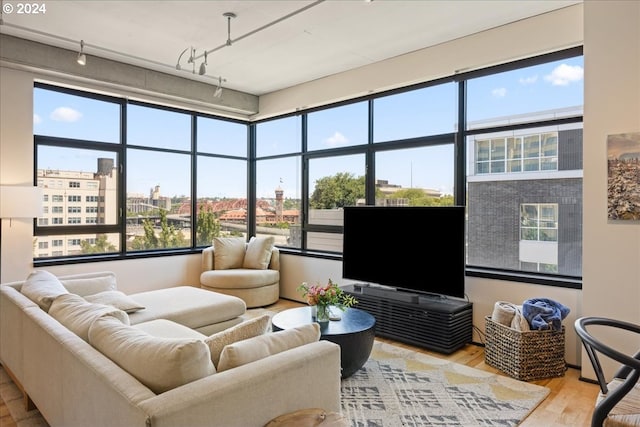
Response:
[128, 286, 246, 335]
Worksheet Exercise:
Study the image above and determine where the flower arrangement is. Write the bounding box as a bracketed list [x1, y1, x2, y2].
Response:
[297, 279, 358, 312]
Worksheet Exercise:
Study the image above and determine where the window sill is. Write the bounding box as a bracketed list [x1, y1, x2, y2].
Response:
[465, 267, 581, 289]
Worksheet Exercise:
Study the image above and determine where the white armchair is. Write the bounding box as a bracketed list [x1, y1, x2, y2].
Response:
[200, 237, 280, 308]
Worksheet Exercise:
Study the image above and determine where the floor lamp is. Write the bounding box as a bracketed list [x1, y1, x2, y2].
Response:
[0, 186, 44, 281]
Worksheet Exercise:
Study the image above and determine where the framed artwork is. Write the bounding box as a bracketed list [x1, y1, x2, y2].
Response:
[608, 132, 640, 220]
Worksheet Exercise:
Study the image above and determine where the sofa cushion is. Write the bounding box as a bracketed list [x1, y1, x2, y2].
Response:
[133, 319, 207, 340]
[89, 316, 215, 394]
[217, 323, 320, 372]
[20, 270, 69, 312]
[59, 271, 117, 296]
[49, 293, 130, 342]
[243, 236, 275, 270]
[84, 290, 145, 313]
[204, 314, 271, 367]
[127, 286, 246, 329]
[200, 268, 280, 289]
[213, 237, 246, 270]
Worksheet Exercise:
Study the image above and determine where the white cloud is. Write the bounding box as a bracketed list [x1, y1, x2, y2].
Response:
[325, 131, 349, 147]
[33, 114, 42, 125]
[519, 75, 538, 85]
[50, 107, 82, 122]
[492, 88, 507, 98]
[544, 63, 584, 86]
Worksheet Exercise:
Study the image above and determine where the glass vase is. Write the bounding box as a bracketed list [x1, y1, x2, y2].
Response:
[316, 303, 330, 323]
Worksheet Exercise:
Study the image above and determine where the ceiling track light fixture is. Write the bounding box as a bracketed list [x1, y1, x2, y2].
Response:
[187, 46, 197, 73]
[175, 47, 188, 70]
[199, 51, 207, 75]
[173, 2, 325, 94]
[174, 11, 239, 92]
[224, 12, 237, 46]
[176, 11, 236, 71]
[214, 77, 226, 98]
[76, 39, 86, 66]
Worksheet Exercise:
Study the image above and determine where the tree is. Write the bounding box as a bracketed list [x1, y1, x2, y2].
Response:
[391, 188, 455, 207]
[196, 206, 221, 246]
[129, 209, 186, 250]
[310, 172, 365, 209]
[129, 218, 158, 250]
[80, 235, 116, 254]
[283, 198, 300, 210]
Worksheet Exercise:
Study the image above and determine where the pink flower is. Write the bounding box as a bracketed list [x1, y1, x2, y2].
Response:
[296, 279, 358, 310]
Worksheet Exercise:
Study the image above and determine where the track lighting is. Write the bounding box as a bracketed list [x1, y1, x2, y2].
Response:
[76, 40, 86, 66]
[175, 11, 236, 89]
[187, 46, 196, 74]
[224, 12, 236, 46]
[198, 51, 207, 75]
[214, 77, 225, 98]
[175, 47, 188, 70]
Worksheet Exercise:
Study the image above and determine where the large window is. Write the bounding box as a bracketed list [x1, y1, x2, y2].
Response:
[255, 156, 301, 248]
[127, 104, 191, 150]
[34, 86, 121, 258]
[373, 83, 457, 141]
[466, 51, 583, 279]
[195, 116, 249, 246]
[198, 116, 247, 157]
[307, 102, 368, 151]
[307, 154, 366, 252]
[126, 148, 192, 251]
[33, 84, 249, 259]
[256, 115, 301, 157]
[34, 86, 120, 143]
[375, 145, 455, 206]
[34, 46, 583, 287]
[196, 156, 247, 245]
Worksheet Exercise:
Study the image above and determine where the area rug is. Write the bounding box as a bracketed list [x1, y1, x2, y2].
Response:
[341, 341, 550, 427]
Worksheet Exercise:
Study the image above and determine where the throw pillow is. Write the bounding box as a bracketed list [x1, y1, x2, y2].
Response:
[88, 316, 215, 394]
[20, 270, 69, 312]
[84, 290, 145, 314]
[59, 271, 117, 297]
[242, 236, 275, 270]
[213, 237, 246, 270]
[204, 314, 271, 367]
[49, 293, 130, 342]
[217, 323, 320, 372]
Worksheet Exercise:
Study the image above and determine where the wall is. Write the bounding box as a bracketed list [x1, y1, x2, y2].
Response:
[0, 68, 37, 282]
[0, 3, 609, 369]
[581, 0, 640, 379]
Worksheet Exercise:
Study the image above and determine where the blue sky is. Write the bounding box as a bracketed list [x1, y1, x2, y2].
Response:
[33, 55, 583, 199]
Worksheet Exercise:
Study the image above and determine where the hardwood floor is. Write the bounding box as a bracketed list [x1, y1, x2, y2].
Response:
[0, 298, 599, 426]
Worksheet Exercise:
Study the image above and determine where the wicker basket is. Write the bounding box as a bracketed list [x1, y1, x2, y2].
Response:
[484, 316, 566, 381]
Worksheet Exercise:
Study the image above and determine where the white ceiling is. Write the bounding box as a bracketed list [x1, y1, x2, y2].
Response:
[0, 0, 581, 96]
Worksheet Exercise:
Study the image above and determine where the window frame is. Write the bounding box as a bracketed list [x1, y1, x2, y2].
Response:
[33, 47, 584, 290]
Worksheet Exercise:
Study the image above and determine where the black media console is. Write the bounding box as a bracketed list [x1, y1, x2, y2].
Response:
[342, 284, 473, 354]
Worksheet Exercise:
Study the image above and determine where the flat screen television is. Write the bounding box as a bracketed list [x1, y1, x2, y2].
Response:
[342, 205, 466, 299]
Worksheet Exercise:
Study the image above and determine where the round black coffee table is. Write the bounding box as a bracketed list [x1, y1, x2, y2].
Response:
[271, 306, 376, 378]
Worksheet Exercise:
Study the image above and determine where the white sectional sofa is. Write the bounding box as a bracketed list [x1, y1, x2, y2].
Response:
[0, 271, 342, 427]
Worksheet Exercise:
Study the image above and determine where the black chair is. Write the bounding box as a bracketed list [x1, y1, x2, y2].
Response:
[575, 316, 640, 427]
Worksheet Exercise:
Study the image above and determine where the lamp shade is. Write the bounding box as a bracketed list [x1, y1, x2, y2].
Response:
[0, 186, 44, 218]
